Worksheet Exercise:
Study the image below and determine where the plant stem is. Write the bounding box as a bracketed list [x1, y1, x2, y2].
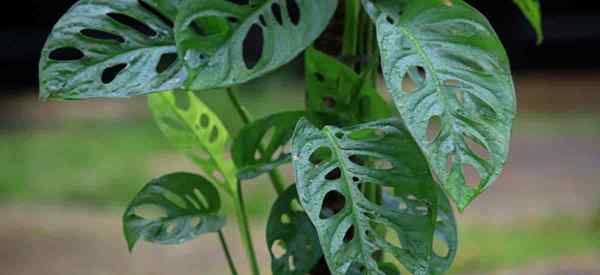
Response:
[217, 230, 239, 275]
[226, 88, 286, 195]
[233, 180, 261, 275]
[342, 0, 361, 56]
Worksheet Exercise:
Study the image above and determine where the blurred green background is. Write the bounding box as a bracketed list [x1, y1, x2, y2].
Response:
[2, 66, 600, 275]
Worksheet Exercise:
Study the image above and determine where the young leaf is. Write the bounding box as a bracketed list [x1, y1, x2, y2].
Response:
[292, 118, 457, 275]
[40, 0, 186, 100]
[232, 111, 305, 180]
[305, 48, 391, 128]
[148, 91, 237, 194]
[267, 185, 323, 275]
[363, 0, 517, 211]
[513, 0, 543, 44]
[123, 172, 225, 251]
[174, 0, 337, 91]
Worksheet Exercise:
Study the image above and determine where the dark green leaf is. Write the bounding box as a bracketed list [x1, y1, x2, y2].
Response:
[232, 111, 305, 180]
[148, 91, 237, 194]
[40, 0, 186, 100]
[123, 172, 225, 251]
[513, 0, 543, 44]
[267, 185, 323, 275]
[174, 0, 337, 90]
[364, 0, 516, 210]
[305, 48, 391, 128]
[292, 118, 457, 275]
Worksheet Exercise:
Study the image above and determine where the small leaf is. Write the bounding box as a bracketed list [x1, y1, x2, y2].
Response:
[232, 111, 305, 180]
[40, 0, 186, 99]
[364, 0, 517, 210]
[123, 172, 225, 251]
[267, 185, 323, 275]
[174, 0, 337, 90]
[148, 91, 237, 194]
[305, 48, 391, 128]
[513, 0, 543, 44]
[292, 118, 457, 275]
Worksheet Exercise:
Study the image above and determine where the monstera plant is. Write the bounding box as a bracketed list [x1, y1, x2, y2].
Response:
[39, 0, 542, 274]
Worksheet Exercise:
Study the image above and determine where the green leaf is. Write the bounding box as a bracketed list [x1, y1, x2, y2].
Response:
[513, 0, 543, 44]
[40, 0, 186, 100]
[305, 48, 391, 128]
[363, 0, 517, 210]
[232, 111, 305, 180]
[148, 91, 237, 194]
[174, 0, 337, 90]
[267, 185, 323, 275]
[291, 118, 457, 275]
[123, 172, 225, 251]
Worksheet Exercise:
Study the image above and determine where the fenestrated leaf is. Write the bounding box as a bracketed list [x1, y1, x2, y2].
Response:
[123, 172, 225, 251]
[305, 47, 391, 128]
[513, 0, 543, 44]
[292, 118, 457, 275]
[363, 0, 516, 210]
[174, 0, 337, 91]
[148, 91, 237, 194]
[267, 185, 323, 275]
[232, 111, 305, 180]
[40, 0, 187, 100]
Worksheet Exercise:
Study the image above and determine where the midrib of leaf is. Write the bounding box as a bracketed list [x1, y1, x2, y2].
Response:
[323, 127, 375, 275]
[158, 93, 237, 194]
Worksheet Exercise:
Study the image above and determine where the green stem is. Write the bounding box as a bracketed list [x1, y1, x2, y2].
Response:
[343, 0, 361, 56]
[233, 181, 261, 275]
[226, 88, 286, 195]
[217, 230, 239, 275]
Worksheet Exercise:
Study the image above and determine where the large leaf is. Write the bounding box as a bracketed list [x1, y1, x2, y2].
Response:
[305, 47, 391, 128]
[291, 118, 457, 275]
[40, 0, 187, 100]
[363, 0, 516, 210]
[232, 111, 305, 180]
[513, 0, 543, 44]
[148, 91, 237, 194]
[123, 172, 225, 251]
[174, 0, 337, 90]
[267, 185, 323, 275]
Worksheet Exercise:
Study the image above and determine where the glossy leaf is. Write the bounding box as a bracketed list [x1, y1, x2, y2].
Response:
[305, 47, 391, 128]
[292, 118, 456, 275]
[513, 0, 543, 44]
[174, 0, 337, 90]
[123, 172, 225, 251]
[40, 0, 186, 99]
[364, 0, 516, 210]
[148, 91, 237, 194]
[267, 185, 323, 275]
[232, 111, 305, 180]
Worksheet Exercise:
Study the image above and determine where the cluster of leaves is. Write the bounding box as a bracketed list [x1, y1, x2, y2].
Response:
[39, 0, 541, 274]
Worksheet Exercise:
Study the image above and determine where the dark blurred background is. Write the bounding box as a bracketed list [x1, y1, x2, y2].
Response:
[1, 1, 600, 275]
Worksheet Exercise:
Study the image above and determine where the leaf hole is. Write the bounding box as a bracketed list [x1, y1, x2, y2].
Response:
[343, 226, 355, 243]
[80, 29, 125, 43]
[280, 213, 291, 224]
[426, 116, 442, 143]
[319, 190, 345, 219]
[156, 52, 178, 73]
[386, 16, 395, 25]
[309, 147, 332, 165]
[107, 13, 157, 37]
[199, 114, 210, 128]
[162, 189, 187, 209]
[135, 204, 167, 220]
[101, 63, 127, 84]
[227, 16, 240, 23]
[259, 15, 267, 26]
[315, 72, 325, 82]
[271, 239, 287, 258]
[285, 0, 301, 25]
[323, 96, 337, 108]
[271, 3, 284, 25]
[261, 127, 276, 149]
[209, 126, 219, 143]
[166, 222, 177, 234]
[462, 164, 481, 188]
[374, 159, 394, 170]
[465, 136, 490, 160]
[193, 188, 210, 209]
[48, 47, 84, 61]
[434, 234, 450, 257]
[243, 24, 264, 70]
[325, 167, 342, 180]
[348, 155, 365, 166]
[290, 199, 303, 212]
